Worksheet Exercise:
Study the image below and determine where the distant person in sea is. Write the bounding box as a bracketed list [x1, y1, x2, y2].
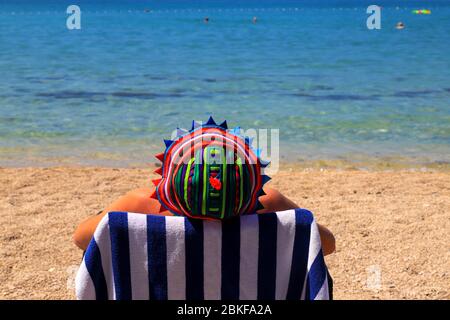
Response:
[396, 22, 405, 29]
[252, 16, 257, 24]
[204, 17, 209, 24]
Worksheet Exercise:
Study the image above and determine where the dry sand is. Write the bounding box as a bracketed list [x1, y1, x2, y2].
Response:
[0, 166, 449, 299]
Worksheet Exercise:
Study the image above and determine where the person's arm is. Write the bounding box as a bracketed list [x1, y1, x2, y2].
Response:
[74, 186, 336, 255]
[258, 187, 336, 256]
[73, 212, 106, 251]
[73, 188, 169, 250]
[316, 223, 336, 256]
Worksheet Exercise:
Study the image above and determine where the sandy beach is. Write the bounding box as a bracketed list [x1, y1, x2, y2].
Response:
[0, 166, 449, 300]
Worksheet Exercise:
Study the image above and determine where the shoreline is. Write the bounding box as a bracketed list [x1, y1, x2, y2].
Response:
[1, 158, 449, 172]
[1, 166, 449, 299]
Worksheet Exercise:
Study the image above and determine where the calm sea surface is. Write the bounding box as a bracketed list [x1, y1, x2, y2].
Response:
[0, 0, 449, 166]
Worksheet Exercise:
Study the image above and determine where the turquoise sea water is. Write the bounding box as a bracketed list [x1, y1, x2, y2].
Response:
[0, 0, 449, 167]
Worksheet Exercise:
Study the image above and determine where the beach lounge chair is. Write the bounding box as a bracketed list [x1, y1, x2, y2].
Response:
[75, 209, 331, 300]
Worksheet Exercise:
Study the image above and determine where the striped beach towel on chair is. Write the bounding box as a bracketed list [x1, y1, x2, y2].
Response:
[75, 209, 331, 300]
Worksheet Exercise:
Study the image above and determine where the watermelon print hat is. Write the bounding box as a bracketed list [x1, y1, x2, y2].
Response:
[151, 117, 271, 220]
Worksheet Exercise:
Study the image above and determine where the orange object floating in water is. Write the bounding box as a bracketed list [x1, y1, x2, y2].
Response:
[412, 9, 431, 14]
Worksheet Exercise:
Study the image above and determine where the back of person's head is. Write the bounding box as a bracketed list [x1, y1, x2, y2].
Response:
[152, 117, 270, 220]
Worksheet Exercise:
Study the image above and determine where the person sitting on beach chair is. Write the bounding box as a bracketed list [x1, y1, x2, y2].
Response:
[74, 117, 335, 300]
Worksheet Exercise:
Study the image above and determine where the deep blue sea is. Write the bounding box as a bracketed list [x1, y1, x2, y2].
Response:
[0, 0, 449, 167]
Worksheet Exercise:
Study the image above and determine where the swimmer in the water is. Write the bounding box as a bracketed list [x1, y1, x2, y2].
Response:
[204, 17, 209, 23]
[396, 22, 405, 29]
[252, 16, 257, 24]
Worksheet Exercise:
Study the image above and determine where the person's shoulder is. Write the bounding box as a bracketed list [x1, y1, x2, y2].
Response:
[121, 187, 156, 212]
[123, 187, 171, 215]
[125, 187, 153, 198]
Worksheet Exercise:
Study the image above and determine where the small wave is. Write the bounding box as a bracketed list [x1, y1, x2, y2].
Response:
[112, 91, 187, 99]
[393, 90, 438, 97]
[36, 91, 105, 99]
[288, 92, 377, 101]
[310, 85, 334, 91]
[35, 90, 186, 100]
[111, 91, 159, 99]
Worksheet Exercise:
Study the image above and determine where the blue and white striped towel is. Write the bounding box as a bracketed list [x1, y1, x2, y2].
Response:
[75, 209, 330, 300]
